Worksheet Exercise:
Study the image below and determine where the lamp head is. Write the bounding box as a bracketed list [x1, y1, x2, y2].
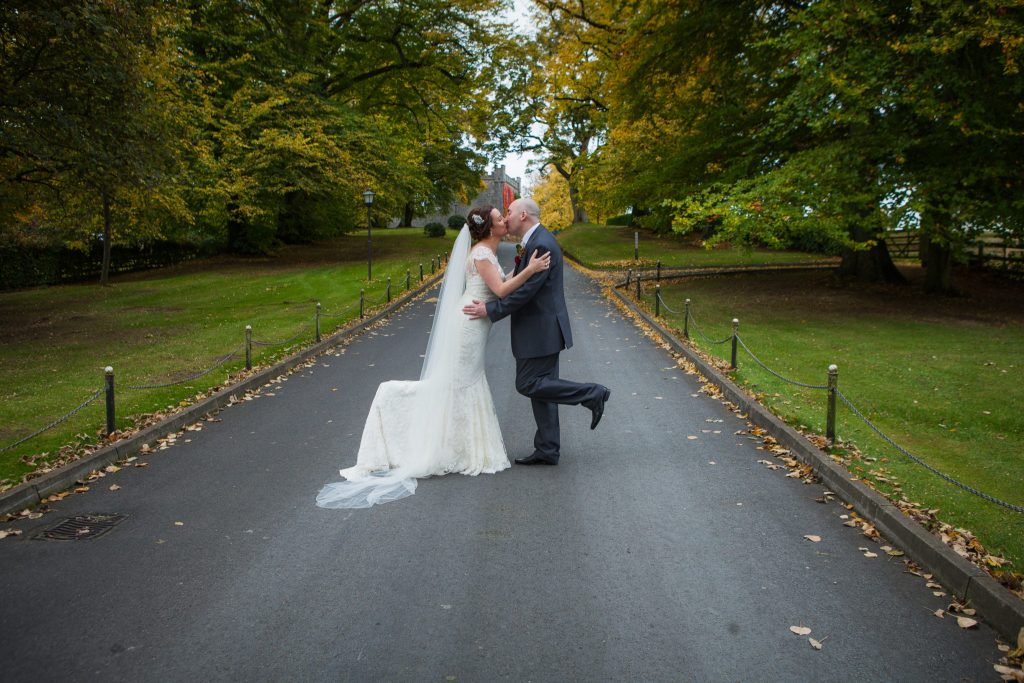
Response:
[362, 189, 375, 206]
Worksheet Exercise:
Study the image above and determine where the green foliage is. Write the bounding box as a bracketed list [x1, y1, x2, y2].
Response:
[448, 215, 465, 230]
[550, 1, 1024, 290]
[423, 222, 446, 237]
[0, 0, 519, 261]
[606, 214, 633, 226]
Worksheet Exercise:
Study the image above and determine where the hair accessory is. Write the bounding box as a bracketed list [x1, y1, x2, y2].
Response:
[471, 214, 484, 226]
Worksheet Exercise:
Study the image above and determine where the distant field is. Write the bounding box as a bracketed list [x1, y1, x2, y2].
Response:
[556, 223, 827, 269]
[0, 228, 456, 485]
[639, 267, 1024, 569]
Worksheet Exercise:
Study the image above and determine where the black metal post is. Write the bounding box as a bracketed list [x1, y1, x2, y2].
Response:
[245, 325, 252, 370]
[359, 289, 364, 318]
[635, 274, 641, 299]
[634, 230, 639, 260]
[826, 364, 839, 443]
[104, 366, 115, 436]
[657, 260, 661, 282]
[655, 285, 661, 316]
[431, 258, 436, 275]
[315, 302, 321, 342]
[387, 277, 392, 303]
[730, 319, 739, 369]
[419, 263, 424, 282]
[683, 299, 690, 339]
[406, 269, 411, 290]
[626, 268, 632, 286]
[366, 203, 373, 281]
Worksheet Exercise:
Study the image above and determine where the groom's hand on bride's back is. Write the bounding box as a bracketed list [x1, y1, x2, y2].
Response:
[463, 299, 488, 319]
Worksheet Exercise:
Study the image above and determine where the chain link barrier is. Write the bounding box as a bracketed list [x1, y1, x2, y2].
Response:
[685, 308, 733, 345]
[2, 273, 433, 455]
[836, 390, 1024, 513]
[734, 335, 830, 390]
[0, 387, 104, 454]
[319, 301, 358, 319]
[251, 321, 314, 348]
[655, 291, 681, 315]
[635, 284, 1021, 514]
[125, 344, 246, 390]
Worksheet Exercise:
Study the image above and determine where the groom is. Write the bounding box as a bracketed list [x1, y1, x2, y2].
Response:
[463, 198, 610, 466]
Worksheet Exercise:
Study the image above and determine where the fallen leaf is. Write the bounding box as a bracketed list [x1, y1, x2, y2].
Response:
[109, 484, 121, 491]
[809, 637, 823, 650]
[863, 551, 878, 558]
[104, 465, 120, 473]
[1008, 627, 1024, 657]
[933, 610, 944, 619]
[804, 535, 822, 543]
[789, 626, 812, 636]
[687, 435, 698, 440]
[74, 486, 89, 493]
[174, 521, 184, 526]
[993, 664, 1024, 682]
[957, 616, 978, 629]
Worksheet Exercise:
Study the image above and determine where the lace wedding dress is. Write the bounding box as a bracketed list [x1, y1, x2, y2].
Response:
[316, 228, 510, 509]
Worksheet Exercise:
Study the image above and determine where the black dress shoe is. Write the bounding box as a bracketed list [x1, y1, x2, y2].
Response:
[587, 387, 611, 430]
[514, 454, 558, 466]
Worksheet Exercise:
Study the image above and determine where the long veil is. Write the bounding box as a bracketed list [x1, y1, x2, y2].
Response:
[316, 226, 472, 509]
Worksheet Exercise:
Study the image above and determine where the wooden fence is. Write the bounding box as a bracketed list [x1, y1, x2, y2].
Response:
[885, 231, 1023, 270]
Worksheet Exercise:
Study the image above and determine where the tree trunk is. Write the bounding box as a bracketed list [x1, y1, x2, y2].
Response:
[568, 180, 589, 224]
[839, 222, 906, 283]
[402, 202, 414, 227]
[100, 191, 112, 286]
[921, 207, 958, 295]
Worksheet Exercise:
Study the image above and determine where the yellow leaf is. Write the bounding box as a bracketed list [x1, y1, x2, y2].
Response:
[789, 626, 811, 636]
[932, 610, 944, 619]
[1008, 626, 1024, 657]
[803, 535, 822, 543]
[174, 521, 184, 526]
[956, 617, 978, 629]
[109, 484, 121, 491]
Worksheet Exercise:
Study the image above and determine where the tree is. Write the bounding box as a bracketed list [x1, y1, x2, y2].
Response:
[0, 0, 189, 283]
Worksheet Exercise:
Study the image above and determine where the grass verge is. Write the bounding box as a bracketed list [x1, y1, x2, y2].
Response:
[0, 228, 456, 486]
[556, 223, 827, 269]
[638, 267, 1024, 570]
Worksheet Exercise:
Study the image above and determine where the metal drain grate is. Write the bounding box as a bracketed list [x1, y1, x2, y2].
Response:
[34, 513, 127, 541]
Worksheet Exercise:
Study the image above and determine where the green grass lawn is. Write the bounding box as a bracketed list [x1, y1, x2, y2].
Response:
[0, 228, 456, 486]
[640, 268, 1024, 569]
[557, 223, 828, 269]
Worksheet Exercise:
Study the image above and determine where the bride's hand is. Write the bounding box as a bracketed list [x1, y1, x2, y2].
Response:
[525, 251, 551, 275]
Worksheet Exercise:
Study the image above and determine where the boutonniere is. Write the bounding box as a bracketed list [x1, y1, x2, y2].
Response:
[515, 242, 524, 266]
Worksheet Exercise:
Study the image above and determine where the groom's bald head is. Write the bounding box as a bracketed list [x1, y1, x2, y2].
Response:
[510, 198, 540, 220]
[507, 198, 541, 237]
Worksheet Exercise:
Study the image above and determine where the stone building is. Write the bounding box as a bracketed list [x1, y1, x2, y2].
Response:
[395, 166, 520, 228]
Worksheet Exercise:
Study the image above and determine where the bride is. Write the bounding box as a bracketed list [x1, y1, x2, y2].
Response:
[316, 206, 551, 508]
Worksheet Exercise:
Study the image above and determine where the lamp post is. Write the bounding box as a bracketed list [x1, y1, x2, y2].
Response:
[362, 189, 375, 281]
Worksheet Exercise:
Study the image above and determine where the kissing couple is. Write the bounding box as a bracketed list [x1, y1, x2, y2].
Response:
[316, 198, 611, 509]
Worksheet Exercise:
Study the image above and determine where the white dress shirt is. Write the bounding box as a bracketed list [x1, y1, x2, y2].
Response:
[520, 222, 541, 248]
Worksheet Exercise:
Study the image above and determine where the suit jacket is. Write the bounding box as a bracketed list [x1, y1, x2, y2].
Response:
[486, 225, 573, 359]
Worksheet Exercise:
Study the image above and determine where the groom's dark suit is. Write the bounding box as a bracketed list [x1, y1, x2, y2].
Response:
[485, 224, 606, 463]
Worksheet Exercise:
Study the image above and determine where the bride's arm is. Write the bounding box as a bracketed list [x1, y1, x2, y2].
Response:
[474, 251, 551, 299]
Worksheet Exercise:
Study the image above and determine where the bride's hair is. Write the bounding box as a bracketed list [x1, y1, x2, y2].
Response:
[466, 206, 495, 242]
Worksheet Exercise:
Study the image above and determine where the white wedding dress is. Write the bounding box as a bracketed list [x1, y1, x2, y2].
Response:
[316, 228, 510, 509]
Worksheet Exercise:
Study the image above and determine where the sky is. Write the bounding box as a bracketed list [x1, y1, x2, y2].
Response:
[495, 0, 540, 193]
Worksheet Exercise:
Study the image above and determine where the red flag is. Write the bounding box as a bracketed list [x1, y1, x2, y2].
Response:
[502, 183, 515, 212]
